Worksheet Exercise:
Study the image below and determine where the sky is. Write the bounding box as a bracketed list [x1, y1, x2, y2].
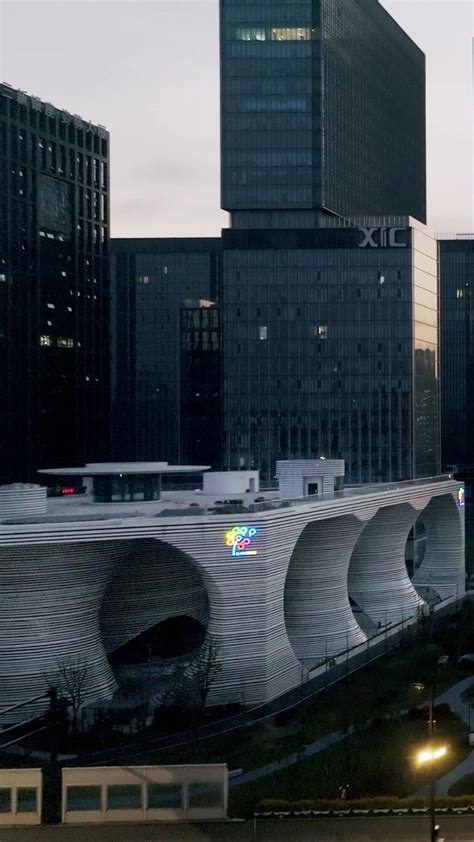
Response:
[0, 0, 472, 238]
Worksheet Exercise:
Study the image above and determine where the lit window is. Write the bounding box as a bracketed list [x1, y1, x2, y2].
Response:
[0, 274, 6, 282]
[237, 27, 266, 41]
[456, 289, 464, 299]
[271, 27, 312, 41]
[57, 337, 74, 348]
[40, 335, 52, 346]
[259, 326, 268, 340]
[314, 324, 328, 339]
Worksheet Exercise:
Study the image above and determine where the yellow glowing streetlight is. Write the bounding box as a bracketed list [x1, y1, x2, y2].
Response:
[415, 743, 449, 842]
[417, 746, 447, 765]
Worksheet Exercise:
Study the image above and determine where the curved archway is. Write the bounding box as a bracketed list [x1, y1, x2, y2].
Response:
[101, 539, 209, 653]
[109, 616, 206, 664]
[413, 493, 465, 602]
[100, 538, 210, 698]
[348, 503, 426, 627]
[284, 515, 368, 663]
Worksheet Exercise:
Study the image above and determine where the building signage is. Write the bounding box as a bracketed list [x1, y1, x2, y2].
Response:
[358, 227, 407, 248]
[456, 485, 465, 508]
[225, 526, 258, 557]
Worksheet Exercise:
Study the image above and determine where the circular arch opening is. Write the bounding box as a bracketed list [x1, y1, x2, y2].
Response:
[100, 538, 209, 701]
[109, 616, 206, 665]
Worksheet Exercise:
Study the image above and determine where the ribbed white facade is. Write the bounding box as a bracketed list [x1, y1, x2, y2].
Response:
[0, 479, 465, 718]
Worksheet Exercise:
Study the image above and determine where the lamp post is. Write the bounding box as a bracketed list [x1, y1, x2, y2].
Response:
[416, 745, 447, 842]
[412, 655, 450, 842]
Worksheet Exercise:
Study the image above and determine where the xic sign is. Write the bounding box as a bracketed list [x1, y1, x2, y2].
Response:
[359, 227, 407, 248]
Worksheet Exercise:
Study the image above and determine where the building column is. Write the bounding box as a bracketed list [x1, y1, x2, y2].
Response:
[348, 502, 427, 627]
[413, 492, 465, 602]
[283, 514, 372, 663]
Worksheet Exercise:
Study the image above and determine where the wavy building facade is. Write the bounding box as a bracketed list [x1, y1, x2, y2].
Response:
[0, 468, 465, 719]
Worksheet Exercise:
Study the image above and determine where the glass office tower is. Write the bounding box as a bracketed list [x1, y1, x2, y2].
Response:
[0, 83, 110, 482]
[220, 0, 426, 228]
[439, 236, 474, 470]
[111, 239, 221, 466]
[222, 218, 439, 484]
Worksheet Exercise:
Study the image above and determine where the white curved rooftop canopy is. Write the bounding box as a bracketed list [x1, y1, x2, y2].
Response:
[39, 462, 211, 476]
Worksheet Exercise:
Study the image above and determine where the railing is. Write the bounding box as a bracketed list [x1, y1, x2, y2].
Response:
[159, 473, 457, 517]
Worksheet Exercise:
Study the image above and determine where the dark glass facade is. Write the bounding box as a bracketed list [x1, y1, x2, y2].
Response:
[0, 83, 110, 482]
[439, 238, 474, 469]
[180, 305, 221, 467]
[111, 239, 221, 466]
[221, 221, 439, 484]
[220, 0, 426, 227]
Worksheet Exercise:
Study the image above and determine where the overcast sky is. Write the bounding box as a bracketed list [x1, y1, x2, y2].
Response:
[0, 0, 472, 237]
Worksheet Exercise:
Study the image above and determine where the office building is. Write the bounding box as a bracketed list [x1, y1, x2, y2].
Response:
[111, 238, 222, 467]
[221, 217, 440, 484]
[220, 0, 426, 228]
[438, 236, 474, 471]
[0, 465, 464, 717]
[0, 83, 110, 482]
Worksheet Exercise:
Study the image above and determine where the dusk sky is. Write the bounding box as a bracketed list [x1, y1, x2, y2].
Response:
[0, 0, 472, 238]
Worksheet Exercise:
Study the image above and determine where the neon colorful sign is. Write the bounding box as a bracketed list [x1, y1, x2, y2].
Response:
[456, 485, 465, 508]
[225, 525, 258, 557]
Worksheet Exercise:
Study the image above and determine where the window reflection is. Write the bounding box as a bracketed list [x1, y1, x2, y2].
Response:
[236, 27, 314, 42]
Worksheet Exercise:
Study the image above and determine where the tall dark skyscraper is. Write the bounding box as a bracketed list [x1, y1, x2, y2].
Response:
[110, 238, 221, 466]
[220, 0, 426, 229]
[439, 236, 474, 471]
[0, 83, 110, 482]
[222, 219, 440, 485]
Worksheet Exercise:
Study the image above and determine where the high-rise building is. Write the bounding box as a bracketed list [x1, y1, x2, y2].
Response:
[220, 0, 426, 229]
[180, 303, 221, 468]
[439, 236, 474, 471]
[221, 218, 440, 484]
[0, 82, 110, 482]
[110, 238, 222, 466]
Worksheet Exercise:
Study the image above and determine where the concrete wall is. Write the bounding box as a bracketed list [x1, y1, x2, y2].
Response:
[203, 471, 259, 495]
[62, 765, 227, 823]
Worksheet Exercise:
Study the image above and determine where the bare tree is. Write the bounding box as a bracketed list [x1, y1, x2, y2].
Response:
[188, 635, 222, 710]
[46, 655, 90, 729]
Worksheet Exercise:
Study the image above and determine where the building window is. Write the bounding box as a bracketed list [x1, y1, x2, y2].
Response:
[57, 337, 75, 348]
[40, 335, 52, 346]
[456, 289, 464, 299]
[271, 27, 312, 40]
[314, 324, 328, 339]
[259, 326, 268, 340]
[236, 27, 266, 41]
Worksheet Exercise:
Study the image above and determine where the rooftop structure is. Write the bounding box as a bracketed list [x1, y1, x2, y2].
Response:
[38, 462, 211, 503]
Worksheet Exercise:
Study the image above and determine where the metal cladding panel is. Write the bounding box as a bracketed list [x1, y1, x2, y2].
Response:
[0, 486, 47, 519]
[101, 539, 209, 653]
[285, 514, 368, 660]
[348, 503, 426, 624]
[413, 493, 465, 600]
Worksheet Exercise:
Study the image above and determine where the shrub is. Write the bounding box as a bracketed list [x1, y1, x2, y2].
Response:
[254, 795, 474, 814]
[434, 702, 452, 719]
[449, 774, 474, 797]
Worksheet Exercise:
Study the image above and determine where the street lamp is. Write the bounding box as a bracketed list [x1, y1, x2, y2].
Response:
[416, 744, 448, 842]
[412, 655, 449, 842]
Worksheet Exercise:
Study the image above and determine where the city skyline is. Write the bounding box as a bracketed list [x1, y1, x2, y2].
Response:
[0, 0, 472, 238]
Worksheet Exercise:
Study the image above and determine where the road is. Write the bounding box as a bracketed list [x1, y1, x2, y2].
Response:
[2, 818, 474, 841]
